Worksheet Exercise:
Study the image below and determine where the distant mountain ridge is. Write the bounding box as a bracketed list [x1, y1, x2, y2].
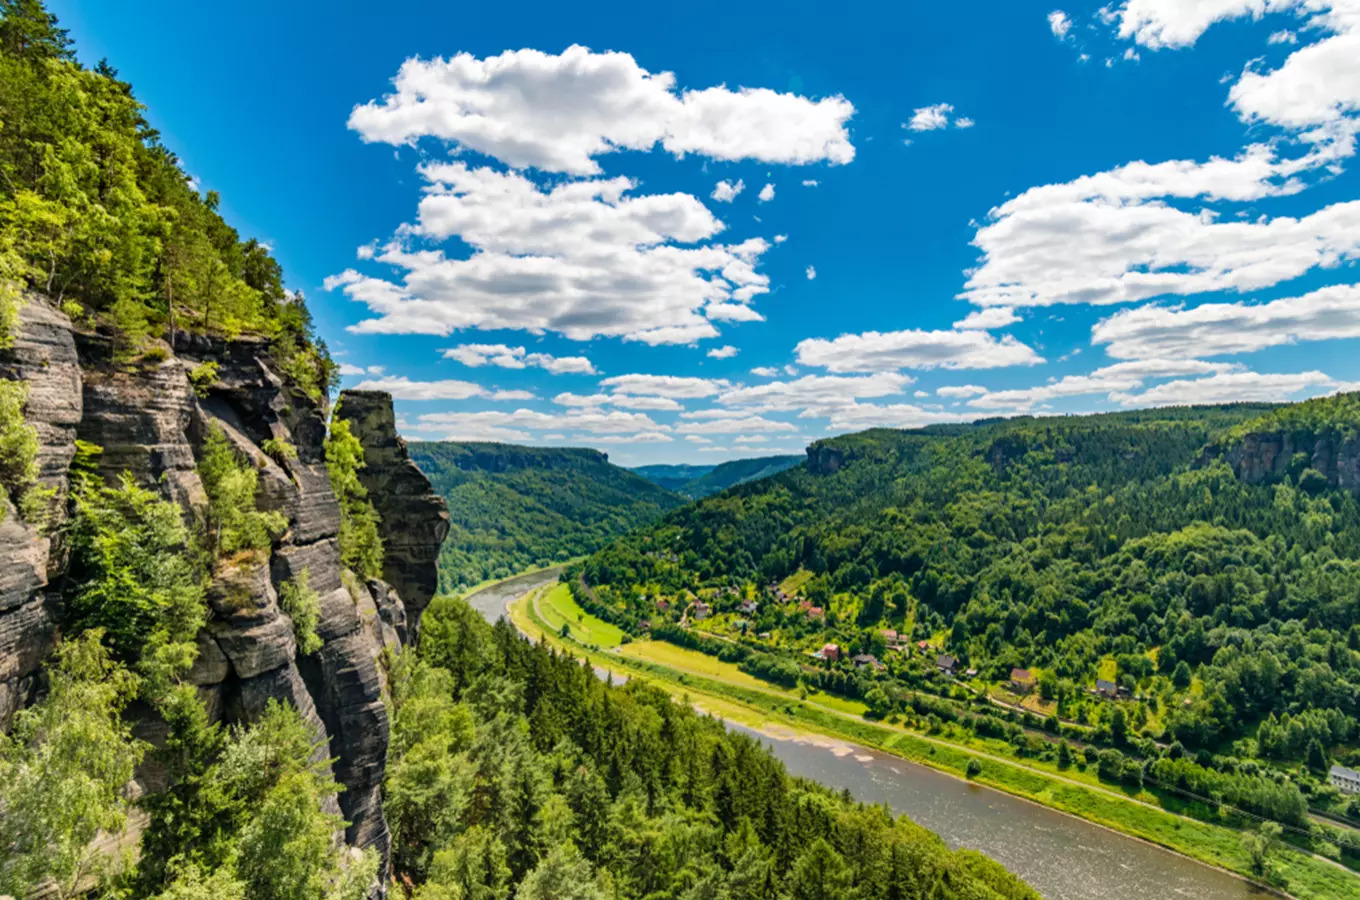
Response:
[408, 441, 687, 591]
[632, 454, 803, 498]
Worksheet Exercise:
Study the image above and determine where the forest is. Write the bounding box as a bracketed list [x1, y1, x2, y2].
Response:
[631, 455, 803, 500]
[580, 401, 1360, 827]
[409, 441, 686, 591]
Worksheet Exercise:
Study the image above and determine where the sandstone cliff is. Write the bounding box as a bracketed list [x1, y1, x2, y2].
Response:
[0, 295, 446, 886]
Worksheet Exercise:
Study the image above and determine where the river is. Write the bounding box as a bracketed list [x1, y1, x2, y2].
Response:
[464, 570, 1263, 900]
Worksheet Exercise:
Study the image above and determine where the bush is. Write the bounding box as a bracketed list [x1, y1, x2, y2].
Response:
[187, 360, 220, 398]
[325, 412, 383, 579]
[0, 380, 50, 526]
[278, 569, 323, 655]
[966, 758, 983, 778]
[260, 437, 298, 463]
[197, 424, 287, 559]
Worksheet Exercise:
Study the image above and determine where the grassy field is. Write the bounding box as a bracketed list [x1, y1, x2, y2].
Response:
[534, 583, 627, 647]
[507, 586, 1359, 900]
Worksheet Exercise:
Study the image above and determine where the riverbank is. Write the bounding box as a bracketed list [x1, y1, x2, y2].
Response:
[502, 580, 1358, 900]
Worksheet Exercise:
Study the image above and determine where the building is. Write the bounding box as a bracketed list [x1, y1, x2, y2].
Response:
[655, 599, 670, 613]
[936, 654, 957, 675]
[1094, 679, 1117, 698]
[693, 601, 711, 620]
[1010, 668, 1036, 693]
[820, 643, 840, 662]
[853, 653, 882, 671]
[740, 599, 759, 614]
[1330, 764, 1360, 795]
[807, 606, 824, 620]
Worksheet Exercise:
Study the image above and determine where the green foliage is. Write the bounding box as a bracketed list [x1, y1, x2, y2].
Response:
[408, 441, 687, 591]
[278, 568, 323, 655]
[197, 424, 287, 559]
[261, 436, 298, 463]
[325, 412, 384, 579]
[66, 449, 205, 689]
[187, 360, 219, 398]
[0, 0, 331, 369]
[387, 594, 1041, 900]
[0, 377, 50, 525]
[633, 454, 803, 499]
[0, 631, 143, 899]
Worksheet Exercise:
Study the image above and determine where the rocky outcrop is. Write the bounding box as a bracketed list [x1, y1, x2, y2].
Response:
[1225, 428, 1360, 490]
[336, 390, 449, 628]
[0, 298, 451, 887]
[806, 442, 844, 475]
[0, 298, 81, 726]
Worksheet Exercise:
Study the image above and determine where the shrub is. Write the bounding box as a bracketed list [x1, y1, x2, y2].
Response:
[278, 569, 323, 655]
[325, 412, 384, 579]
[966, 758, 983, 778]
[187, 360, 220, 398]
[0, 380, 46, 526]
[197, 424, 287, 558]
[260, 437, 298, 463]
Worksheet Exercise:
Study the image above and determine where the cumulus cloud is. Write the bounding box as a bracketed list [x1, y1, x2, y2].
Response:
[1092, 284, 1360, 359]
[805, 265, 817, 280]
[675, 414, 797, 435]
[749, 366, 780, 377]
[802, 179, 820, 187]
[415, 407, 668, 438]
[906, 103, 956, 132]
[795, 328, 1044, 372]
[964, 359, 1245, 411]
[758, 183, 776, 202]
[348, 45, 855, 175]
[552, 392, 684, 411]
[953, 307, 1020, 330]
[717, 373, 913, 413]
[712, 179, 745, 202]
[936, 384, 989, 398]
[353, 375, 525, 401]
[1049, 10, 1073, 39]
[442, 343, 597, 374]
[338, 363, 386, 376]
[327, 162, 774, 344]
[824, 403, 979, 430]
[598, 374, 730, 398]
[1110, 369, 1341, 406]
[734, 435, 769, 443]
[707, 345, 740, 359]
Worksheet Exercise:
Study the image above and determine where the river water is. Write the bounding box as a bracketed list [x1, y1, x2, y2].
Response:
[464, 570, 1262, 900]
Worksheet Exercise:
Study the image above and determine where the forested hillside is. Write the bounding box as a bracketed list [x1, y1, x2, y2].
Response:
[579, 400, 1360, 828]
[409, 441, 686, 591]
[387, 592, 1041, 900]
[629, 463, 714, 493]
[633, 455, 804, 499]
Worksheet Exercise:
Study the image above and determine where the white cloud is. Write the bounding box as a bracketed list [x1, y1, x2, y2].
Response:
[955, 116, 976, 129]
[802, 179, 820, 187]
[676, 415, 797, 435]
[1091, 283, 1360, 359]
[936, 384, 989, 398]
[1049, 10, 1073, 39]
[795, 328, 1043, 372]
[491, 389, 537, 401]
[338, 363, 386, 377]
[698, 446, 733, 452]
[734, 435, 769, 443]
[953, 307, 1020, 330]
[551, 392, 684, 411]
[1269, 29, 1298, 44]
[824, 403, 978, 431]
[1123, 47, 1141, 62]
[598, 374, 730, 398]
[749, 366, 780, 377]
[758, 183, 776, 202]
[591, 431, 674, 443]
[964, 359, 1245, 411]
[442, 343, 597, 374]
[328, 162, 775, 344]
[907, 103, 955, 132]
[805, 265, 817, 280]
[773, 234, 788, 243]
[685, 434, 712, 443]
[416, 407, 667, 436]
[718, 373, 913, 412]
[712, 179, 745, 202]
[349, 45, 855, 175]
[707, 345, 740, 359]
[1110, 370, 1340, 406]
[960, 145, 1360, 310]
[353, 375, 505, 400]
[913, 389, 930, 398]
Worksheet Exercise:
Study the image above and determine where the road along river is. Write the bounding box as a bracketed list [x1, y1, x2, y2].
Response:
[465, 570, 1266, 900]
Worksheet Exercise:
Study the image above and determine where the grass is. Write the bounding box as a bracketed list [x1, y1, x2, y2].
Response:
[778, 569, 813, 596]
[535, 583, 627, 648]
[510, 589, 1359, 900]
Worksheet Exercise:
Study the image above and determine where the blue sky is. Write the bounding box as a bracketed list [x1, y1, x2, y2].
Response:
[52, 1, 1360, 465]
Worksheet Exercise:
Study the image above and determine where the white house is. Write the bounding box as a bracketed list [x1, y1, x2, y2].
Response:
[1330, 764, 1360, 795]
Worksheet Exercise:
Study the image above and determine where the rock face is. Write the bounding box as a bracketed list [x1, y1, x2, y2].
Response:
[0, 298, 449, 887]
[806, 442, 844, 475]
[1225, 428, 1360, 490]
[0, 298, 81, 726]
[336, 390, 450, 628]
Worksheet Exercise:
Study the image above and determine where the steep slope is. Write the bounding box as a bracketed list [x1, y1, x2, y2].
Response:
[680, 453, 803, 497]
[408, 441, 687, 591]
[629, 462, 714, 492]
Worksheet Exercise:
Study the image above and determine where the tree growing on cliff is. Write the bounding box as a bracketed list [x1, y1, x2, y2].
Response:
[325, 411, 384, 580]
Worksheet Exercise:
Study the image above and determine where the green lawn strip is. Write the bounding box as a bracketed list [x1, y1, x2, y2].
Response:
[514, 593, 1354, 900]
[457, 558, 585, 602]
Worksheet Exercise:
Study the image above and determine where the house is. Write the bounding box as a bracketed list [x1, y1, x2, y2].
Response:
[693, 601, 711, 620]
[1330, 764, 1360, 795]
[1010, 668, 1036, 693]
[655, 599, 670, 613]
[964, 668, 978, 679]
[936, 654, 957, 675]
[1094, 679, 1117, 698]
[820, 643, 840, 662]
[807, 606, 824, 620]
[917, 640, 931, 651]
[880, 629, 898, 643]
[757, 632, 772, 641]
[740, 599, 759, 614]
[853, 653, 882, 671]
[637, 620, 651, 631]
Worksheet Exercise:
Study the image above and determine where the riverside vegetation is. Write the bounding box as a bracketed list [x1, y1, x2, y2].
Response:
[577, 400, 1360, 894]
